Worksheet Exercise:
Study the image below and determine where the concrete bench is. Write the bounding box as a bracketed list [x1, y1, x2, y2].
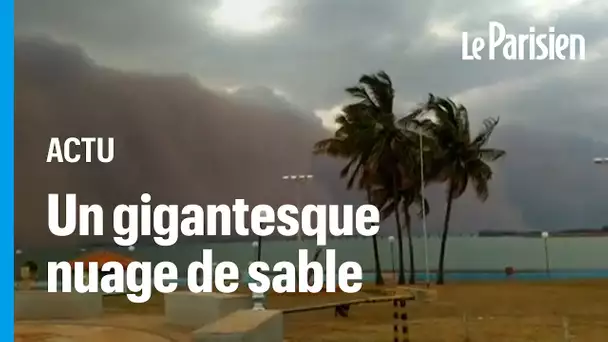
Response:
[193, 310, 283, 342]
[15, 291, 103, 320]
[164, 292, 252, 328]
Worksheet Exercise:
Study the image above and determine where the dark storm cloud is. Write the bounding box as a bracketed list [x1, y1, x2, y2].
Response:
[14, 0, 608, 136]
[15, 0, 212, 68]
[459, 42, 608, 139]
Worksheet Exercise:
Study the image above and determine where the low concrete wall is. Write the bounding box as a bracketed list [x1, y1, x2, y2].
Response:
[193, 309, 283, 342]
[164, 292, 252, 328]
[15, 291, 103, 320]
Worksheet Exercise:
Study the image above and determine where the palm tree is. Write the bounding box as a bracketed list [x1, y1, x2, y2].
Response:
[415, 95, 506, 284]
[344, 71, 421, 285]
[313, 101, 386, 285]
[314, 71, 418, 285]
[371, 144, 430, 285]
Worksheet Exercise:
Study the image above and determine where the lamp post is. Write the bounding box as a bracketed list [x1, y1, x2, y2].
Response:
[418, 132, 431, 287]
[281, 174, 314, 242]
[252, 240, 260, 262]
[388, 236, 396, 280]
[541, 231, 550, 277]
[254, 208, 272, 262]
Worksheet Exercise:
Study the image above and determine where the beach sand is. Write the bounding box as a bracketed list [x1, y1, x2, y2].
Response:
[17, 280, 608, 341]
[271, 280, 608, 341]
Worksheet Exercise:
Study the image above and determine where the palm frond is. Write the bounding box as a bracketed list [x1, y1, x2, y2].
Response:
[468, 160, 493, 201]
[478, 148, 506, 162]
[472, 117, 500, 148]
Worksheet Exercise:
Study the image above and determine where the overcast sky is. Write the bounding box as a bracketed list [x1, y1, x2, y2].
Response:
[15, 0, 608, 140]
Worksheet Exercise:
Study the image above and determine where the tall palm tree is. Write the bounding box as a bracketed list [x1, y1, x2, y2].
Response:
[345, 71, 420, 285]
[415, 95, 506, 284]
[371, 142, 431, 285]
[313, 102, 385, 285]
[315, 71, 417, 285]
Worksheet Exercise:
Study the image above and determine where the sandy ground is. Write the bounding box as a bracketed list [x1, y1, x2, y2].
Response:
[16, 280, 608, 341]
[270, 280, 608, 342]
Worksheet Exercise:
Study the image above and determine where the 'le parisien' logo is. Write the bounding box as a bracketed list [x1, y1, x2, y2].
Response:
[462, 21, 585, 61]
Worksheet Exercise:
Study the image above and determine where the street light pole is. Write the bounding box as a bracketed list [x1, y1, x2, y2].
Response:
[252, 240, 260, 262]
[281, 174, 314, 242]
[419, 132, 430, 287]
[388, 236, 396, 281]
[541, 231, 550, 277]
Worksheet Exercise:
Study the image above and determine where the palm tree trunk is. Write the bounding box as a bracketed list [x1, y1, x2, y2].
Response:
[437, 182, 455, 285]
[372, 236, 384, 285]
[403, 205, 416, 284]
[390, 173, 406, 285]
[394, 198, 406, 285]
[394, 206, 406, 285]
[367, 189, 384, 286]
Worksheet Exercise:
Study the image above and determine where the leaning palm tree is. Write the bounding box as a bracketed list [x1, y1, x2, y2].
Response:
[371, 130, 431, 285]
[314, 71, 417, 285]
[345, 71, 418, 285]
[415, 95, 506, 284]
[314, 102, 386, 285]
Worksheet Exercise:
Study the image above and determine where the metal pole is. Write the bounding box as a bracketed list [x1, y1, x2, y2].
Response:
[544, 240, 550, 275]
[542, 232, 550, 276]
[388, 237, 396, 280]
[251, 241, 259, 262]
[256, 238, 262, 261]
[419, 132, 430, 287]
[393, 299, 410, 342]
